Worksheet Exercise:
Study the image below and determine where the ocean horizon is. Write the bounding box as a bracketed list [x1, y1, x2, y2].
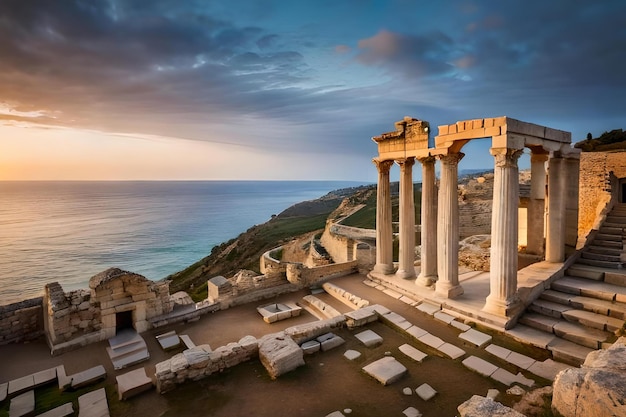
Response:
[0, 180, 367, 305]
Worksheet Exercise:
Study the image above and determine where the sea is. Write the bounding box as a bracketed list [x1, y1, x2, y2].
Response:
[0, 181, 365, 305]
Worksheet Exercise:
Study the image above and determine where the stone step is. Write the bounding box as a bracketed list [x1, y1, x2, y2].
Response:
[109, 329, 143, 350]
[553, 276, 626, 301]
[600, 221, 626, 229]
[565, 264, 606, 281]
[547, 338, 594, 367]
[605, 271, 626, 287]
[581, 251, 622, 262]
[519, 312, 561, 333]
[586, 245, 622, 256]
[561, 309, 625, 332]
[552, 320, 611, 349]
[591, 239, 623, 249]
[577, 257, 623, 269]
[108, 347, 150, 371]
[107, 339, 145, 359]
[595, 233, 622, 242]
[541, 289, 626, 320]
[529, 299, 572, 318]
[599, 226, 625, 235]
[605, 215, 626, 224]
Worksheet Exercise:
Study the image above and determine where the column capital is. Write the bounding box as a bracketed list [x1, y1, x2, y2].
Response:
[530, 150, 549, 163]
[490, 147, 523, 168]
[437, 152, 464, 166]
[416, 155, 436, 165]
[395, 157, 415, 168]
[373, 158, 394, 173]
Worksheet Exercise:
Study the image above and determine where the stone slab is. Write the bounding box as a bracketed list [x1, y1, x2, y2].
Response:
[438, 343, 466, 360]
[344, 350, 361, 361]
[320, 335, 345, 352]
[316, 332, 336, 343]
[485, 344, 511, 360]
[71, 365, 107, 389]
[418, 333, 445, 350]
[462, 355, 498, 377]
[434, 311, 456, 324]
[300, 340, 321, 354]
[415, 383, 437, 401]
[405, 325, 428, 339]
[8, 375, 34, 396]
[382, 288, 403, 299]
[354, 330, 383, 348]
[369, 304, 390, 315]
[116, 368, 153, 400]
[399, 295, 418, 306]
[459, 329, 492, 347]
[33, 368, 57, 387]
[417, 303, 440, 315]
[505, 324, 556, 349]
[491, 368, 534, 387]
[362, 356, 407, 385]
[527, 359, 570, 381]
[325, 412, 345, 417]
[37, 403, 74, 417]
[156, 331, 180, 350]
[403, 406, 421, 417]
[78, 388, 109, 417]
[398, 344, 427, 363]
[363, 279, 377, 287]
[507, 351, 537, 370]
[0, 382, 6, 402]
[179, 334, 195, 349]
[9, 390, 34, 417]
[451, 320, 472, 332]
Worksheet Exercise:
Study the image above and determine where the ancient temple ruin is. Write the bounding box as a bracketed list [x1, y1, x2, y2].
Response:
[370, 116, 580, 320]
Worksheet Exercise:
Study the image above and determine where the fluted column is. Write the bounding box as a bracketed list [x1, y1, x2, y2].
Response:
[436, 152, 464, 298]
[484, 147, 523, 317]
[546, 153, 566, 262]
[396, 157, 416, 279]
[526, 151, 548, 256]
[373, 159, 395, 274]
[416, 156, 437, 286]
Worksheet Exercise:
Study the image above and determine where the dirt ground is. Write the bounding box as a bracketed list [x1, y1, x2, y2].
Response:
[0, 274, 553, 417]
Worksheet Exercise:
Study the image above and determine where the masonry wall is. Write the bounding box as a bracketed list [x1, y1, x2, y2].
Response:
[0, 297, 44, 345]
[578, 151, 626, 240]
[44, 283, 101, 345]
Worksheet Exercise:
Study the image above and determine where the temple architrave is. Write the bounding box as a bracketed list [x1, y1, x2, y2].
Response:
[370, 116, 580, 321]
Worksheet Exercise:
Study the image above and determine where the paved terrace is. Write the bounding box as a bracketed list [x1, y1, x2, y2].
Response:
[0, 273, 570, 417]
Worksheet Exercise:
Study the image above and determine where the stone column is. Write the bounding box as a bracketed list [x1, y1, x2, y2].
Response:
[435, 152, 464, 298]
[416, 156, 437, 286]
[373, 159, 395, 274]
[526, 151, 548, 255]
[546, 153, 566, 263]
[564, 153, 581, 251]
[484, 147, 523, 317]
[396, 157, 416, 279]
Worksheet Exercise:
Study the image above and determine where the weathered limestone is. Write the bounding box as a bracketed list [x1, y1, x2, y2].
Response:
[9, 391, 34, 417]
[458, 395, 525, 417]
[436, 152, 464, 298]
[552, 337, 626, 417]
[354, 329, 383, 348]
[78, 388, 109, 417]
[362, 356, 407, 385]
[373, 159, 394, 275]
[416, 156, 437, 287]
[116, 367, 153, 400]
[258, 332, 305, 379]
[396, 158, 417, 279]
[546, 154, 567, 262]
[527, 151, 548, 255]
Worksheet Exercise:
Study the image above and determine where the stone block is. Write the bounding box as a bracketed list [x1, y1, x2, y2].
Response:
[344, 350, 361, 361]
[459, 329, 492, 347]
[300, 340, 321, 354]
[457, 395, 525, 417]
[415, 383, 437, 401]
[77, 387, 109, 417]
[417, 303, 440, 315]
[7, 375, 34, 396]
[403, 407, 422, 417]
[37, 403, 74, 417]
[116, 368, 153, 400]
[9, 390, 34, 417]
[320, 335, 345, 351]
[398, 344, 427, 363]
[434, 311, 455, 324]
[258, 333, 305, 379]
[418, 333, 445, 350]
[462, 355, 498, 377]
[183, 348, 209, 369]
[405, 325, 428, 339]
[354, 330, 383, 348]
[438, 343, 466, 360]
[362, 356, 407, 385]
[0, 382, 7, 402]
[33, 367, 57, 387]
[71, 365, 106, 389]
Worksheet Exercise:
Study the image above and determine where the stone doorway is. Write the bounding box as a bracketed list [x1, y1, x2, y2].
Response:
[116, 310, 134, 332]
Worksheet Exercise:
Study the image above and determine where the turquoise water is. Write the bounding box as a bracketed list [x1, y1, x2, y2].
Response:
[0, 181, 364, 304]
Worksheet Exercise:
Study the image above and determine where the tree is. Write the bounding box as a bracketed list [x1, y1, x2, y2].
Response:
[586, 132, 593, 140]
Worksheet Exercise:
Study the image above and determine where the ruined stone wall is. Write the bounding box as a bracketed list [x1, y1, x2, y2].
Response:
[259, 249, 287, 279]
[44, 283, 101, 345]
[297, 260, 358, 286]
[578, 151, 626, 240]
[321, 222, 376, 269]
[458, 174, 494, 239]
[0, 297, 44, 345]
[155, 335, 258, 394]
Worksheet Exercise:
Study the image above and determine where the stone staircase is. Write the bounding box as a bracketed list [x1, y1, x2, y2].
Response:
[106, 329, 150, 370]
[518, 204, 626, 365]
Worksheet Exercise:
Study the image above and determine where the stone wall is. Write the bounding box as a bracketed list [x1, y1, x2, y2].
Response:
[0, 297, 44, 345]
[458, 174, 495, 239]
[320, 221, 376, 270]
[578, 151, 626, 241]
[43, 283, 101, 345]
[155, 335, 259, 393]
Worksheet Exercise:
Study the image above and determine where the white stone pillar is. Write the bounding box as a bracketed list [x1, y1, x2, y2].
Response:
[417, 156, 437, 286]
[546, 153, 567, 263]
[526, 151, 548, 256]
[564, 153, 581, 251]
[396, 157, 416, 279]
[484, 147, 523, 317]
[373, 159, 395, 274]
[435, 152, 464, 298]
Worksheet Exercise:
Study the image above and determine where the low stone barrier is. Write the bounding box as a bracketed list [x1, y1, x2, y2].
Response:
[322, 282, 369, 309]
[155, 335, 258, 394]
[0, 297, 44, 345]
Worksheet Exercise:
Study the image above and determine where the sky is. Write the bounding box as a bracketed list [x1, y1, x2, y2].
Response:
[1, 0, 625, 182]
